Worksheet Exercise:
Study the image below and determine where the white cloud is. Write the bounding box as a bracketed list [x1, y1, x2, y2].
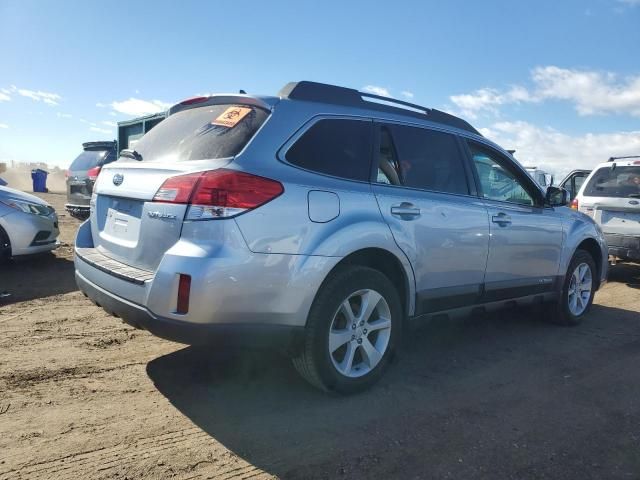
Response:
[56, 112, 72, 118]
[110, 98, 170, 116]
[0, 123, 8, 129]
[618, 0, 640, 6]
[0, 92, 10, 102]
[450, 66, 640, 118]
[532, 66, 640, 116]
[96, 102, 107, 108]
[108, 112, 117, 116]
[362, 85, 391, 97]
[450, 86, 538, 118]
[90, 126, 113, 135]
[479, 120, 640, 178]
[102, 121, 117, 127]
[79, 118, 97, 126]
[10, 86, 61, 106]
[401, 90, 414, 99]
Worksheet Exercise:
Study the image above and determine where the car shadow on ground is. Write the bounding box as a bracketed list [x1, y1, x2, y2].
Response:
[0, 253, 77, 305]
[608, 262, 640, 288]
[147, 295, 640, 478]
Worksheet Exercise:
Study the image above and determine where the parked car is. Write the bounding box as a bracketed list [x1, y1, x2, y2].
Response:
[66, 141, 117, 219]
[573, 156, 640, 263]
[560, 169, 591, 201]
[525, 166, 554, 188]
[74, 81, 608, 393]
[0, 185, 59, 260]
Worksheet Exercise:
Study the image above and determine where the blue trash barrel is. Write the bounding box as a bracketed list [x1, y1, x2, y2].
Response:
[31, 169, 49, 193]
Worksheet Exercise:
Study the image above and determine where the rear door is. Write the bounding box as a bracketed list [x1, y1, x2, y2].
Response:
[372, 123, 490, 314]
[464, 140, 564, 300]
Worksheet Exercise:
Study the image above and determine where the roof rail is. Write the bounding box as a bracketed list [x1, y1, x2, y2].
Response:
[608, 155, 640, 162]
[278, 81, 481, 136]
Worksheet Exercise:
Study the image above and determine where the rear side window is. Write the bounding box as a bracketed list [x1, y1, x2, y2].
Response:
[583, 166, 640, 197]
[69, 150, 108, 171]
[376, 124, 469, 195]
[132, 104, 269, 162]
[286, 119, 372, 181]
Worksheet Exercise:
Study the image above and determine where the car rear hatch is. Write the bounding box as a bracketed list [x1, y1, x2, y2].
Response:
[580, 165, 640, 236]
[88, 99, 272, 273]
[67, 149, 111, 205]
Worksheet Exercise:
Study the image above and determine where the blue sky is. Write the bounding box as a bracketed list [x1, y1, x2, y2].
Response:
[0, 0, 639, 176]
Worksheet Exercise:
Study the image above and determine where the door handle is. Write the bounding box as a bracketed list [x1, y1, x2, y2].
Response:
[391, 202, 421, 219]
[491, 212, 512, 226]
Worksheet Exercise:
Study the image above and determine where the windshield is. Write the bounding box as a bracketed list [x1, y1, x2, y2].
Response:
[130, 104, 269, 162]
[583, 165, 640, 197]
[69, 150, 108, 171]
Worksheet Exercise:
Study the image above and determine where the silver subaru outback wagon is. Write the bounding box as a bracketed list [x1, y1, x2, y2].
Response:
[74, 81, 608, 393]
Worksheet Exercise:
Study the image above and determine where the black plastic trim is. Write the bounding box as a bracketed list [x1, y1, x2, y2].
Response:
[279, 81, 481, 136]
[76, 271, 304, 350]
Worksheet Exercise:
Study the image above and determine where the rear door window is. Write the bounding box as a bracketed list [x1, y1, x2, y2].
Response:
[132, 104, 269, 162]
[375, 124, 470, 195]
[583, 166, 640, 197]
[285, 119, 373, 181]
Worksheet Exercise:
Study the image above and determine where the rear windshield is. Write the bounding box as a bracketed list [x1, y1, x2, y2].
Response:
[583, 165, 640, 197]
[69, 150, 108, 171]
[130, 104, 269, 162]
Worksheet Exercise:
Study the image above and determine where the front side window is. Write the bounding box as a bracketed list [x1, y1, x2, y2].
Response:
[286, 119, 372, 181]
[468, 143, 536, 206]
[375, 124, 469, 195]
[583, 166, 640, 198]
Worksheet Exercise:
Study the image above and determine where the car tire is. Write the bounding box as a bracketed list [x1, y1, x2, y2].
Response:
[292, 266, 402, 394]
[550, 249, 597, 326]
[0, 226, 11, 263]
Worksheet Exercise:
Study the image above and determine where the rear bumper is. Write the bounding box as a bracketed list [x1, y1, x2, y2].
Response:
[606, 233, 640, 260]
[65, 204, 90, 218]
[76, 270, 303, 350]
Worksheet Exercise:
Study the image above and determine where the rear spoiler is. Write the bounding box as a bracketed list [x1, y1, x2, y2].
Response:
[83, 140, 117, 151]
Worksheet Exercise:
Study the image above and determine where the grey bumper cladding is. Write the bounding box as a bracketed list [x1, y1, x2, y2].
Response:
[75, 271, 303, 350]
[606, 234, 640, 260]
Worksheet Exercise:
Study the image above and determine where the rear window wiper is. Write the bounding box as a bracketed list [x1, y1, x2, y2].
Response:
[120, 149, 143, 161]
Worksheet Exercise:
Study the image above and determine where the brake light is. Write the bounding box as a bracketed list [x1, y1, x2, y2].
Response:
[87, 166, 101, 181]
[177, 274, 191, 314]
[153, 169, 283, 219]
[570, 198, 578, 210]
[64, 170, 70, 178]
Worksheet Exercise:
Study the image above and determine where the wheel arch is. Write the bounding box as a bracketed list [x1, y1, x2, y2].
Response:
[575, 237, 603, 289]
[318, 247, 415, 321]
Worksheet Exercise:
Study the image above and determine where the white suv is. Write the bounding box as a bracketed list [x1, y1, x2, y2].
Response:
[573, 156, 640, 262]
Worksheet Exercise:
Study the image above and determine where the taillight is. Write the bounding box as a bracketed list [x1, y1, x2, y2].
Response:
[177, 274, 191, 314]
[64, 170, 70, 178]
[152, 169, 283, 220]
[87, 166, 101, 181]
[570, 198, 578, 210]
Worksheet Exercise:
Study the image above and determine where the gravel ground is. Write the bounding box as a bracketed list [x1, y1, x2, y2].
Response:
[1, 192, 639, 480]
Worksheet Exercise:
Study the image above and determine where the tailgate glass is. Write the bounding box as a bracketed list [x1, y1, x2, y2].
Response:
[583, 166, 640, 198]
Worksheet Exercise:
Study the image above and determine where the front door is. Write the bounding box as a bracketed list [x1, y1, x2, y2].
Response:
[465, 140, 564, 301]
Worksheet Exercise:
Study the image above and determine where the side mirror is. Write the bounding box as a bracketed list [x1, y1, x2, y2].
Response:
[545, 186, 569, 207]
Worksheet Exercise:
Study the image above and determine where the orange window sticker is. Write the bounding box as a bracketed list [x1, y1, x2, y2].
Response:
[212, 106, 252, 127]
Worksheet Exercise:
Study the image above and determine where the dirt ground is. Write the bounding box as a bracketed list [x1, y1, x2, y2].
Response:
[1, 192, 639, 480]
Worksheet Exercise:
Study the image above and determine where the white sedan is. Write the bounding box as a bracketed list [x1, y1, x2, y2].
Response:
[0, 186, 60, 260]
